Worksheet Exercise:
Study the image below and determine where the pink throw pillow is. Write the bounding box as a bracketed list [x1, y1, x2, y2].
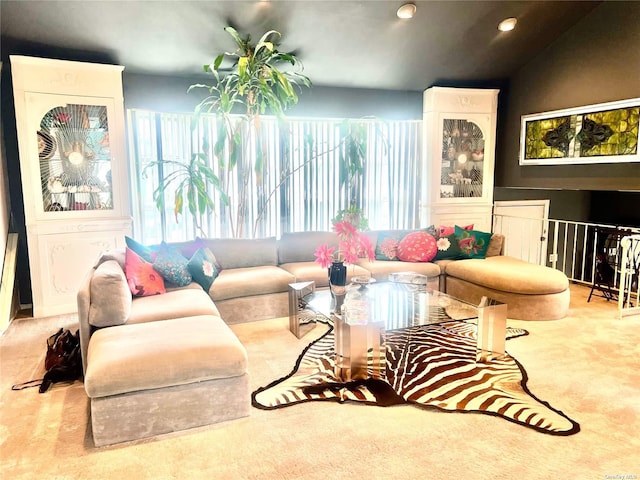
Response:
[124, 247, 166, 297]
[397, 232, 438, 262]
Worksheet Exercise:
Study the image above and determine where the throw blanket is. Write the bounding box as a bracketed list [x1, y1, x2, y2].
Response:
[252, 319, 580, 436]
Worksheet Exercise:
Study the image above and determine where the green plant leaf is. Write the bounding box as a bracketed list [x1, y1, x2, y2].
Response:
[276, 52, 296, 65]
[224, 26, 243, 48]
[213, 54, 225, 71]
[256, 30, 280, 48]
[181, 26, 314, 237]
[238, 56, 248, 78]
[174, 189, 183, 222]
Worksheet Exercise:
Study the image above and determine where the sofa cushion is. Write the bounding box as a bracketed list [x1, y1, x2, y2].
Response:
[94, 249, 126, 270]
[85, 315, 247, 398]
[278, 231, 339, 264]
[88, 260, 132, 328]
[356, 258, 441, 282]
[127, 287, 219, 325]
[170, 238, 223, 270]
[397, 231, 437, 262]
[206, 237, 278, 269]
[124, 248, 166, 297]
[280, 261, 371, 287]
[445, 256, 569, 295]
[486, 233, 505, 257]
[153, 242, 193, 287]
[209, 266, 296, 301]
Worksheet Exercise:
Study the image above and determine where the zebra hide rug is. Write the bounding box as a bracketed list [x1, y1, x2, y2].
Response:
[252, 320, 580, 436]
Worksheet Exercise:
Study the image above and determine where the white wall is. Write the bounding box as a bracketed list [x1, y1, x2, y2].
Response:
[0, 61, 14, 332]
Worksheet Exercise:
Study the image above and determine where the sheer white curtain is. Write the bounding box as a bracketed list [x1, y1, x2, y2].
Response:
[127, 110, 422, 242]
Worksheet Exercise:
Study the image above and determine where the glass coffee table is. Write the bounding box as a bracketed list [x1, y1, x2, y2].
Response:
[301, 281, 480, 381]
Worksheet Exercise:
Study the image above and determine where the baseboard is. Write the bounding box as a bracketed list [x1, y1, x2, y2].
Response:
[0, 233, 19, 335]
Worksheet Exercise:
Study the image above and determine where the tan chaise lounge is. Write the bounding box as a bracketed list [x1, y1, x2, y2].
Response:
[444, 256, 570, 320]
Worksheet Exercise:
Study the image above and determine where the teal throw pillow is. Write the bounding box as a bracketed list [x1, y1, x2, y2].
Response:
[187, 248, 219, 291]
[152, 242, 192, 287]
[125, 236, 156, 262]
[455, 225, 493, 259]
[433, 233, 463, 260]
[375, 231, 408, 260]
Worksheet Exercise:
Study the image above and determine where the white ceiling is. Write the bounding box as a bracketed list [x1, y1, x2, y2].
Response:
[1, 0, 602, 91]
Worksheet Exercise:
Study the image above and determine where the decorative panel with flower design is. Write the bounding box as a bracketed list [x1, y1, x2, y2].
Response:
[520, 98, 640, 165]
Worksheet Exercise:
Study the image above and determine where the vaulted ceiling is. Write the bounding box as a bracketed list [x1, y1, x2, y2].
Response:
[1, 1, 602, 91]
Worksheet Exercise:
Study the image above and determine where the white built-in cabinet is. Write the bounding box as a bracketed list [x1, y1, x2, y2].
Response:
[421, 87, 499, 232]
[10, 56, 131, 317]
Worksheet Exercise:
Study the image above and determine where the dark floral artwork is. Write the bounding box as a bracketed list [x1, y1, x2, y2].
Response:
[521, 100, 639, 165]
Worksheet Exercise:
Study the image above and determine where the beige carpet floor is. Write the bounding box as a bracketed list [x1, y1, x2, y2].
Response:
[1, 284, 638, 480]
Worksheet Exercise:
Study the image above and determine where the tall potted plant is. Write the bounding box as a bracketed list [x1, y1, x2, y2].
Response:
[149, 26, 368, 238]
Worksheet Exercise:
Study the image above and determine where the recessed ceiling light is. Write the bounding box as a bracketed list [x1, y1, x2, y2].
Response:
[498, 17, 517, 32]
[397, 3, 416, 19]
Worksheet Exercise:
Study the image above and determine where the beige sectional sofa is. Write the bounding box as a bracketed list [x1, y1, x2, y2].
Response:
[77, 229, 570, 446]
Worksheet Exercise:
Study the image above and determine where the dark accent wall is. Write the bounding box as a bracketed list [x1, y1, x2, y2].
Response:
[496, 1, 640, 192]
[494, 188, 592, 223]
[494, 188, 640, 228]
[123, 72, 423, 120]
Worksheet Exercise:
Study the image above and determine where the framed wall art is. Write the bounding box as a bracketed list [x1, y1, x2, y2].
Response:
[519, 97, 640, 165]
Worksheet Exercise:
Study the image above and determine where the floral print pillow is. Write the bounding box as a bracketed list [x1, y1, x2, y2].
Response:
[397, 231, 438, 262]
[152, 242, 193, 287]
[455, 226, 493, 259]
[124, 248, 166, 297]
[375, 231, 410, 260]
[187, 248, 219, 292]
[433, 233, 464, 261]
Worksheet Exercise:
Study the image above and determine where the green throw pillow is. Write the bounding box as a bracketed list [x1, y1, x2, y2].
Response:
[433, 233, 463, 260]
[152, 242, 192, 287]
[455, 225, 493, 259]
[187, 248, 219, 291]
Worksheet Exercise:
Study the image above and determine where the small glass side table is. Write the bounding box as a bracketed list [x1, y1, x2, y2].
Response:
[476, 296, 507, 362]
[334, 315, 385, 381]
[288, 281, 317, 339]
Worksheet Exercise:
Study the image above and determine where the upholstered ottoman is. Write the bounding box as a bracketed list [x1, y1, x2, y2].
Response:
[444, 256, 570, 320]
[84, 315, 250, 446]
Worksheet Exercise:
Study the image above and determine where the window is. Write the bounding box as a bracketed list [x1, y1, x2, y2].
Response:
[128, 110, 422, 242]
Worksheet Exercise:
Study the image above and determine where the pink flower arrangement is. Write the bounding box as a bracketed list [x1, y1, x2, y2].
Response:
[314, 219, 375, 269]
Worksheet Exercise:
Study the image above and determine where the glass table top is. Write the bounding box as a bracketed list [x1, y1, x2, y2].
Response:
[303, 282, 478, 331]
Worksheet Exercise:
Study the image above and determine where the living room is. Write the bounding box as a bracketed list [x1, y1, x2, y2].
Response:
[1, 1, 639, 478]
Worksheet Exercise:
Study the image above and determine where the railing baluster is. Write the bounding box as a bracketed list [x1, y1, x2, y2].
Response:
[581, 224, 589, 283]
[552, 220, 559, 270]
[618, 235, 640, 319]
[492, 213, 639, 290]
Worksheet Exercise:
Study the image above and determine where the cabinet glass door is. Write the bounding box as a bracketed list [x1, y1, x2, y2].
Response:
[439, 118, 485, 199]
[37, 103, 113, 212]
